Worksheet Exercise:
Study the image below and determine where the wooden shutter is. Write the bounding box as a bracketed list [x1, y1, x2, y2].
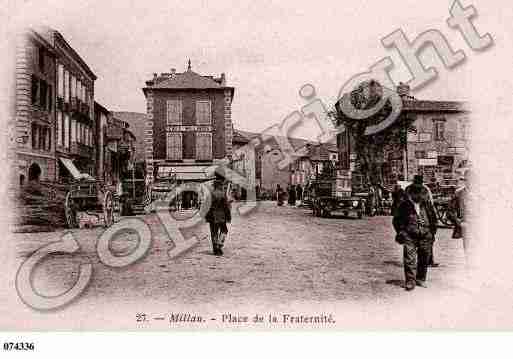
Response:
[167, 100, 182, 125]
[195, 101, 211, 125]
[196, 132, 212, 160]
[167, 133, 182, 160]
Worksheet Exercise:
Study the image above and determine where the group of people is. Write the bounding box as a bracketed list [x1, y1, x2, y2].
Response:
[276, 184, 303, 206]
[392, 172, 472, 291]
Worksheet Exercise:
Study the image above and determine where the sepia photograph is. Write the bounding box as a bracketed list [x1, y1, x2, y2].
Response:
[1, 0, 513, 350]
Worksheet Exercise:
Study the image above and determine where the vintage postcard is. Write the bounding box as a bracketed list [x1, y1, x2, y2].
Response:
[1, 0, 513, 340]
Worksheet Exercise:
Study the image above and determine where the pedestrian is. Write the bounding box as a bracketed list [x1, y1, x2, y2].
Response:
[448, 169, 473, 260]
[391, 183, 406, 217]
[406, 175, 439, 267]
[393, 180, 438, 291]
[205, 176, 232, 256]
[276, 184, 284, 206]
[296, 184, 303, 205]
[288, 184, 296, 206]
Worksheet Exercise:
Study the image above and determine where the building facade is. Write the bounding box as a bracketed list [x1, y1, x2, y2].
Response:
[95, 102, 137, 185]
[50, 29, 97, 182]
[289, 143, 339, 186]
[231, 129, 256, 200]
[336, 84, 470, 187]
[142, 62, 234, 183]
[12, 29, 57, 185]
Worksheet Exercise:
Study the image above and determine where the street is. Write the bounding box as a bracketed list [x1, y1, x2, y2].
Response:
[10, 201, 468, 312]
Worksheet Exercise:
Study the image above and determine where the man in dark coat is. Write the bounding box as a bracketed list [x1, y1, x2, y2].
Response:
[406, 175, 439, 267]
[448, 170, 473, 258]
[288, 184, 296, 206]
[393, 182, 438, 291]
[205, 177, 232, 256]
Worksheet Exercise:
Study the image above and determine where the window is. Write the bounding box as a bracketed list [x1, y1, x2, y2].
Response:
[64, 70, 69, 103]
[196, 132, 212, 160]
[433, 119, 445, 141]
[166, 100, 182, 125]
[77, 81, 83, 101]
[57, 111, 63, 146]
[47, 85, 52, 111]
[38, 47, 45, 72]
[31, 123, 38, 149]
[57, 64, 64, 97]
[195, 100, 211, 125]
[70, 75, 76, 99]
[39, 79, 47, 109]
[31, 75, 38, 105]
[64, 114, 70, 148]
[415, 150, 426, 159]
[71, 119, 76, 143]
[460, 121, 467, 140]
[166, 133, 182, 160]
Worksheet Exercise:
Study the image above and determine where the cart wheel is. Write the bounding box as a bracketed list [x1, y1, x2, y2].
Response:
[64, 191, 78, 228]
[103, 191, 114, 227]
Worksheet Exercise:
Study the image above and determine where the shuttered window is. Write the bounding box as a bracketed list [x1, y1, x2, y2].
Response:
[57, 111, 62, 146]
[167, 133, 183, 160]
[195, 100, 211, 125]
[196, 132, 212, 160]
[64, 113, 70, 148]
[57, 64, 64, 97]
[167, 100, 182, 125]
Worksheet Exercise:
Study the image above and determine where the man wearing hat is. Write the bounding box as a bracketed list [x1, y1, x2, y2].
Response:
[406, 174, 439, 267]
[393, 175, 438, 290]
[205, 174, 232, 256]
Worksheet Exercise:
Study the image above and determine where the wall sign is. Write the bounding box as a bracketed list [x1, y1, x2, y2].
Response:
[168, 125, 212, 132]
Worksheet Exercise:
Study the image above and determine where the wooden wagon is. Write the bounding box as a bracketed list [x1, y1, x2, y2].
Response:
[64, 179, 114, 228]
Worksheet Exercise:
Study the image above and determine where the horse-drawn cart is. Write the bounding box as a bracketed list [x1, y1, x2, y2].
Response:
[64, 179, 115, 228]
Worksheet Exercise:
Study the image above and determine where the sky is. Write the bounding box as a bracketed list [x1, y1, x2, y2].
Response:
[8, 0, 513, 141]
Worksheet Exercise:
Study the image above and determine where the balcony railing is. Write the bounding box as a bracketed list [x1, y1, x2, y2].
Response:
[70, 142, 93, 158]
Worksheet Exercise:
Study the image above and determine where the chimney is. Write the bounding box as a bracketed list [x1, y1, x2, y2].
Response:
[220, 73, 226, 86]
[397, 82, 410, 97]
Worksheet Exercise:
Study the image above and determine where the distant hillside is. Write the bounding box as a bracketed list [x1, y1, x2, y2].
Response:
[112, 111, 147, 162]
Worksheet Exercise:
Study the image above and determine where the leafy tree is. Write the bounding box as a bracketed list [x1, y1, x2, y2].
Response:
[329, 80, 417, 186]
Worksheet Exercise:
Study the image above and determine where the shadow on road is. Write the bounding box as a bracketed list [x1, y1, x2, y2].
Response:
[386, 279, 405, 288]
[384, 260, 403, 268]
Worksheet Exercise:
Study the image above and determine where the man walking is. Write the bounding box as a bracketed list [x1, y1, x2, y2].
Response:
[393, 181, 438, 291]
[205, 175, 232, 256]
[449, 170, 474, 261]
[406, 175, 439, 267]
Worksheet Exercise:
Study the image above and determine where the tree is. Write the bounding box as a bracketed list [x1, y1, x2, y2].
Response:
[330, 80, 416, 186]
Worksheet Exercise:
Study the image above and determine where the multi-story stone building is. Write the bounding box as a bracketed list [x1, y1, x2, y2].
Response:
[142, 61, 234, 183]
[336, 84, 470, 187]
[231, 129, 256, 200]
[289, 143, 339, 186]
[12, 29, 58, 185]
[50, 29, 97, 182]
[95, 103, 137, 185]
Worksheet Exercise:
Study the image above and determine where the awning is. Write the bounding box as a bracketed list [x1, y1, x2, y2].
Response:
[59, 158, 94, 181]
[156, 165, 215, 181]
[59, 158, 82, 180]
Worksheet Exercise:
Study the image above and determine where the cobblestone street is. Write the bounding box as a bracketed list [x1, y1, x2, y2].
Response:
[5, 201, 474, 329]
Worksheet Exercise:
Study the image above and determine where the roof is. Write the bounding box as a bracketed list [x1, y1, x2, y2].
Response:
[35, 26, 97, 80]
[153, 70, 225, 89]
[143, 67, 234, 97]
